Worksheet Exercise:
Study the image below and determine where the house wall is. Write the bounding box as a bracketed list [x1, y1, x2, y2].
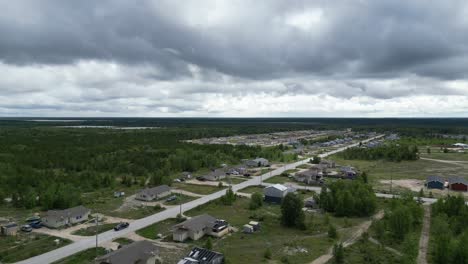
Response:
[427, 181, 444, 190]
[43, 217, 67, 228]
[69, 211, 90, 225]
[189, 229, 205, 241]
[264, 195, 282, 204]
[264, 187, 286, 198]
[207, 227, 229, 238]
[136, 193, 155, 201]
[155, 191, 171, 199]
[173, 230, 189, 242]
[450, 183, 468, 191]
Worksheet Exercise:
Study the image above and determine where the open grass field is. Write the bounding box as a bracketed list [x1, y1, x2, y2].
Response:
[328, 239, 403, 264]
[111, 205, 165, 219]
[237, 185, 264, 194]
[0, 233, 71, 263]
[136, 218, 180, 239]
[71, 223, 116, 236]
[420, 149, 468, 161]
[221, 177, 246, 184]
[183, 196, 371, 263]
[112, 237, 134, 245]
[52, 247, 106, 264]
[172, 183, 225, 195]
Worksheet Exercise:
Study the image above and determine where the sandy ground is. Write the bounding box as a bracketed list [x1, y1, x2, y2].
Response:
[185, 179, 229, 186]
[309, 210, 384, 264]
[380, 179, 424, 192]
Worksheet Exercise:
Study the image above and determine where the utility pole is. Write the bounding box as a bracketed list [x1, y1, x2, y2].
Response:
[95, 217, 99, 260]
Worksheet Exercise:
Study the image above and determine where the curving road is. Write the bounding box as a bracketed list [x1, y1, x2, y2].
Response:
[16, 135, 384, 264]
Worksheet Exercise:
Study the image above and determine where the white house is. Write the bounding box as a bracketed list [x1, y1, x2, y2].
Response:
[42, 206, 90, 228]
[135, 185, 171, 202]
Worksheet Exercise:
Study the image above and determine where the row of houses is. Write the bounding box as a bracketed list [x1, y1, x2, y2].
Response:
[426, 176, 468, 191]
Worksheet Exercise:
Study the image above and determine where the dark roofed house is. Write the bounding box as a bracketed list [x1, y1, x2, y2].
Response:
[449, 177, 468, 192]
[426, 176, 445, 190]
[172, 214, 229, 242]
[43, 206, 90, 228]
[96, 240, 159, 264]
[201, 169, 227, 181]
[136, 185, 171, 201]
[177, 247, 224, 264]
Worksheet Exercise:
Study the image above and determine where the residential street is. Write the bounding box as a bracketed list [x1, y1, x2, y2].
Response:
[16, 135, 383, 264]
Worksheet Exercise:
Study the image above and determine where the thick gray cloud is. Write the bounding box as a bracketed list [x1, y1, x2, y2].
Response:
[0, 0, 468, 117]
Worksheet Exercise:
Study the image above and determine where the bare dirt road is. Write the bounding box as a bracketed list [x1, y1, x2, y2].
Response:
[417, 206, 431, 264]
[309, 210, 384, 264]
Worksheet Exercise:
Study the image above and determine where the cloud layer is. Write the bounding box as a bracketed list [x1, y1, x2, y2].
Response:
[1, 0, 468, 117]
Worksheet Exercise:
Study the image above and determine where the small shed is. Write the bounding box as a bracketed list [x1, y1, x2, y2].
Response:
[243, 224, 254, 234]
[264, 184, 288, 203]
[1, 222, 18, 236]
[449, 177, 468, 192]
[248, 221, 261, 231]
[426, 176, 444, 190]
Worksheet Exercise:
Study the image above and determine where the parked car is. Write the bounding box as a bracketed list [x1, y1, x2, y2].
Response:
[29, 221, 42, 229]
[21, 225, 32, 232]
[166, 195, 177, 202]
[26, 216, 41, 223]
[114, 222, 129, 231]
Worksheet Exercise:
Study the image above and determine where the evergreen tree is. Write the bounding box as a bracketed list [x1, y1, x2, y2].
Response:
[281, 193, 305, 229]
[249, 192, 263, 210]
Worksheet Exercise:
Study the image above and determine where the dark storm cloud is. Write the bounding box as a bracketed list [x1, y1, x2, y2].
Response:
[1, 0, 467, 81]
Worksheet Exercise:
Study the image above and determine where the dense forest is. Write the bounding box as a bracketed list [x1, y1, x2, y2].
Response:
[0, 125, 298, 210]
[431, 195, 468, 264]
[338, 144, 419, 162]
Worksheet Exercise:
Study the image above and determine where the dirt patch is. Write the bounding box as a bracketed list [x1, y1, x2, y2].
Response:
[380, 179, 424, 192]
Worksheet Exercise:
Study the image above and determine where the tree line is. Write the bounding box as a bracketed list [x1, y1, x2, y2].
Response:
[338, 144, 419, 162]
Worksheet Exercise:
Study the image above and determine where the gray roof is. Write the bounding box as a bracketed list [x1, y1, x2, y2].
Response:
[173, 214, 217, 232]
[45, 206, 90, 219]
[296, 169, 319, 178]
[203, 169, 226, 180]
[448, 177, 468, 185]
[426, 175, 444, 183]
[139, 185, 171, 196]
[96, 240, 159, 264]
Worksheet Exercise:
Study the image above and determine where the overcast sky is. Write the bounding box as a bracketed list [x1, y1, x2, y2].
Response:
[1, 0, 468, 117]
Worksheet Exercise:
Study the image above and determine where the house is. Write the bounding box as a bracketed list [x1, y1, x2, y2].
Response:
[135, 185, 171, 201]
[114, 191, 125, 198]
[246, 158, 269, 167]
[294, 169, 323, 185]
[177, 247, 224, 264]
[319, 160, 335, 168]
[200, 169, 227, 181]
[449, 177, 468, 192]
[264, 184, 294, 203]
[96, 240, 160, 264]
[249, 221, 260, 231]
[43, 206, 90, 228]
[1, 222, 18, 236]
[426, 176, 445, 190]
[226, 167, 246, 176]
[172, 214, 229, 242]
[182, 171, 192, 179]
[243, 224, 254, 233]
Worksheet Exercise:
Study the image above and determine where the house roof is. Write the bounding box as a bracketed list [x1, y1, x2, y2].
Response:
[448, 177, 468, 185]
[96, 240, 159, 264]
[267, 184, 288, 192]
[173, 214, 217, 232]
[253, 157, 268, 162]
[45, 205, 90, 219]
[426, 175, 444, 183]
[296, 169, 319, 178]
[139, 185, 171, 196]
[2, 222, 17, 228]
[179, 247, 224, 264]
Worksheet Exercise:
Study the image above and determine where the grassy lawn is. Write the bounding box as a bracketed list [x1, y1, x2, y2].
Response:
[221, 177, 246, 184]
[264, 175, 296, 185]
[328, 239, 403, 264]
[163, 194, 197, 206]
[71, 223, 116, 236]
[173, 183, 225, 195]
[237, 185, 264, 194]
[53, 247, 106, 264]
[420, 149, 468, 161]
[297, 164, 311, 169]
[136, 218, 180, 239]
[0, 233, 71, 263]
[110, 205, 165, 219]
[81, 185, 141, 216]
[113, 237, 134, 245]
[0, 204, 43, 224]
[184, 196, 370, 263]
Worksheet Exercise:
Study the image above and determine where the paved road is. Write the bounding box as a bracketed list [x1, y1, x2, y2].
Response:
[16, 135, 384, 264]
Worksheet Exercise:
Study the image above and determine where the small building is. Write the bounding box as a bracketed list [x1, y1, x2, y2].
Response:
[177, 247, 224, 264]
[249, 221, 261, 231]
[172, 214, 229, 242]
[340, 166, 357, 179]
[319, 160, 335, 168]
[181, 171, 192, 179]
[43, 206, 90, 228]
[1, 222, 18, 236]
[200, 169, 227, 181]
[294, 169, 323, 185]
[96, 240, 160, 264]
[114, 191, 125, 198]
[243, 224, 254, 234]
[449, 177, 468, 192]
[426, 176, 445, 190]
[246, 158, 269, 167]
[135, 185, 171, 201]
[264, 184, 289, 203]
